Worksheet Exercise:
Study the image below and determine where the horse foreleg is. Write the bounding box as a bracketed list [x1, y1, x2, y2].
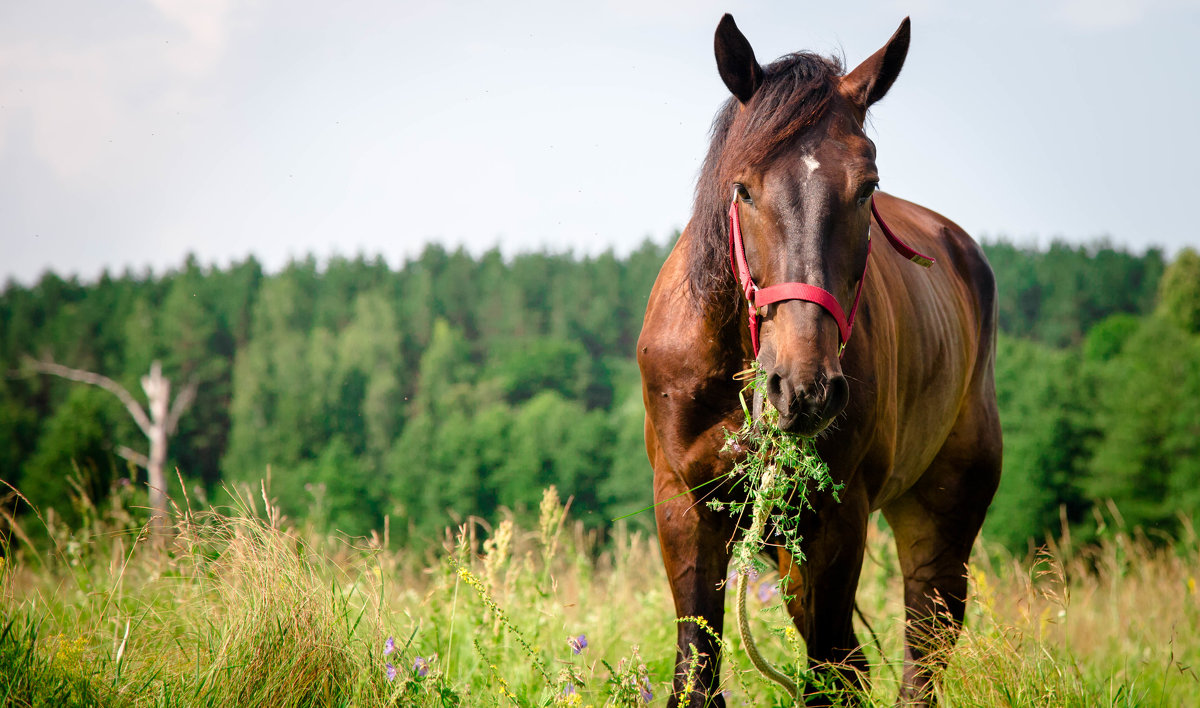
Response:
[780, 486, 872, 706]
[656, 475, 734, 708]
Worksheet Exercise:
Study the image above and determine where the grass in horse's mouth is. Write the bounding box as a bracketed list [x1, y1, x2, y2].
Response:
[713, 361, 844, 575]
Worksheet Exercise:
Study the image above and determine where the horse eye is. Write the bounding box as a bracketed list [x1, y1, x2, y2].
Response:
[734, 183, 752, 203]
[857, 181, 879, 206]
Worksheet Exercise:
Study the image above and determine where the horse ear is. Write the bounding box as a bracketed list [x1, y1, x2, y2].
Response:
[714, 14, 764, 104]
[841, 17, 910, 113]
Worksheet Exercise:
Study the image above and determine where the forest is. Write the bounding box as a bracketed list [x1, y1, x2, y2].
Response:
[2, 237, 1198, 552]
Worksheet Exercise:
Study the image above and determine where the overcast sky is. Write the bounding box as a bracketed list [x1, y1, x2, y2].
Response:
[2, 0, 1198, 285]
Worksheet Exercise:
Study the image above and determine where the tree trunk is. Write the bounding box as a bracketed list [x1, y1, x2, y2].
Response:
[142, 362, 171, 536]
[26, 356, 195, 542]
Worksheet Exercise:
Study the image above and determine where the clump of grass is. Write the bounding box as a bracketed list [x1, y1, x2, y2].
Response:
[711, 361, 842, 574]
[0, 614, 117, 707]
[167, 497, 364, 704]
[932, 512, 1200, 706]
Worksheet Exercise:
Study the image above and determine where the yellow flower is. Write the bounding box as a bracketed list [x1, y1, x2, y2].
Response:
[54, 635, 88, 666]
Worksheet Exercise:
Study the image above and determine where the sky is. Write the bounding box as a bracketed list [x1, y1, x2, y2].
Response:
[2, 0, 1199, 285]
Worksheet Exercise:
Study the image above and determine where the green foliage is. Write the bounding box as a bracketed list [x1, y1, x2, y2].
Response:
[597, 361, 655, 533]
[20, 387, 122, 527]
[0, 379, 38, 488]
[1156, 247, 1200, 334]
[483, 336, 590, 404]
[224, 279, 405, 525]
[1082, 313, 1140, 362]
[982, 239, 1162, 347]
[986, 336, 1094, 550]
[494, 391, 612, 521]
[1084, 316, 1200, 532]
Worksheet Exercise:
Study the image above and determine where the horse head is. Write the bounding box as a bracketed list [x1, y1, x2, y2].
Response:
[713, 14, 910, 435]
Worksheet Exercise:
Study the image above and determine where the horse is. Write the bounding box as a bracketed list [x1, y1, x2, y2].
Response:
[637, 15, 1001, 707]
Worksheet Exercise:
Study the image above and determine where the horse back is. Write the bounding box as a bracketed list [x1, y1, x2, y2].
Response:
[855, 193, 999, 506]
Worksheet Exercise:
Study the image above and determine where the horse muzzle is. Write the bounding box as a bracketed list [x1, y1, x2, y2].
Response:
[763, 369, 848, 436]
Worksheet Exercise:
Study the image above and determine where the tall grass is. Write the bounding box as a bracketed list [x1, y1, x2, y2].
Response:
[2, 480, 1197, 706]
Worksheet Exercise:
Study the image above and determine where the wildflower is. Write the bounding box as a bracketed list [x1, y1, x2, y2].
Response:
[383, 636, 395, 655]
[413, 655, 430, 678]
[568, 633, 588, 654]
[385, 662, 396, 682]
[757, 580, 779, 603]
[559, 683, 582, 707]
[639, 676, 654, 703]
[53, 635, 88, 666]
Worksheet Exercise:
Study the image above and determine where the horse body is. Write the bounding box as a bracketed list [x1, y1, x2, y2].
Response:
[638, 15, 1001, 707]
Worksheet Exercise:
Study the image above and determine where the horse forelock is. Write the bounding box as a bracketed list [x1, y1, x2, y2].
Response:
[686, 52, 845, 317]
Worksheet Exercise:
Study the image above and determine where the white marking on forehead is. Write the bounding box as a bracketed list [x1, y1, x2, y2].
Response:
[802, 154, 820, 174]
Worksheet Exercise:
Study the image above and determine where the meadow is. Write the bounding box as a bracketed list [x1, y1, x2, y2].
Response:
[2, 478, 1197, 707]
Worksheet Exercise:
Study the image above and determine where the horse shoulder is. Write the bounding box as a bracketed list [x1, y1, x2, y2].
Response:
[638, 234, 743, 486]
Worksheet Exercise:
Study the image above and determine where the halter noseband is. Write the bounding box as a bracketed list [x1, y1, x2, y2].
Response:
[728, 196, 935, 357]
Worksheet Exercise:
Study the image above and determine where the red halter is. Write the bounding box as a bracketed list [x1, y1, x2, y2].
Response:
[728, 196, 935, 357]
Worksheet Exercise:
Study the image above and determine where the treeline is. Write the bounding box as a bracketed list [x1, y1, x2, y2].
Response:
[0, 244, 668, 542]
[1, 239, 1197, 550]
[988, 245, 1200, 549]
[985, 240, 1165, 347]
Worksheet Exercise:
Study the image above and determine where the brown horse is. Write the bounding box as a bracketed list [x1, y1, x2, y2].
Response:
[637, 15, 1001, 707]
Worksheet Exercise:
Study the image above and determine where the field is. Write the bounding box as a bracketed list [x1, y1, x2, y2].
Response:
[2, 482, 1198, 707]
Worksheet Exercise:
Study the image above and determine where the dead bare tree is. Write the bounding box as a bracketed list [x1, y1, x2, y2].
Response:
[25, 357, 196, 537]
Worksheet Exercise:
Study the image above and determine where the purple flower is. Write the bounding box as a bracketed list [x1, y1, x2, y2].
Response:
[563, 683, 577, 695]
[413, 656, 429, 678]
[385, 662, 396, 682]
[639, 676, 654, 703]
[757, 580, 779, 603]
[383, 636, 395, 655]
[568, 634, 588, 654]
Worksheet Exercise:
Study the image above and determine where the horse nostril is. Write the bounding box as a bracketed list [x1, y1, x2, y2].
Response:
[766, 372, 786, 404]
[822, 374, 850, 418]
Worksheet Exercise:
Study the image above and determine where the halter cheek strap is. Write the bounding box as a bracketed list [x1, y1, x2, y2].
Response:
[728, 196, 935, 357]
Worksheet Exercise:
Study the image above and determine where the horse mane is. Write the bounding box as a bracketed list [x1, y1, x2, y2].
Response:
[687, 51, 845, 314]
